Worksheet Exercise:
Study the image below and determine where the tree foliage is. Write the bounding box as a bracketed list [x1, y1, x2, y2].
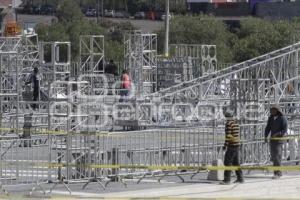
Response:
[35, 0, 300, 68]
[36, 0, 135, 62]
[232, 17, 297, 62]
[157, 15, 236, 64]
[157, 15, 300, 66]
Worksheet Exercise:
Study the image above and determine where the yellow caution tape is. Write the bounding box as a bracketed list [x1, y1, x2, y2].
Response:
[1, 161, 300, 171]
[1, 126, 300, 142]
[0, 127, 110, 136]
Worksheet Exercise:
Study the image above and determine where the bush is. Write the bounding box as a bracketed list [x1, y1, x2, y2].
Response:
[157, 15, 236, 64]
[157, 15, 300, 65]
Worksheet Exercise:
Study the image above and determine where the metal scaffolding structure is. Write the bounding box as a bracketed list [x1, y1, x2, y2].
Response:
[79, 35, 105, 74]
[230, 79, 270, 124]
[124, 30, 142, 72]
[157, 58, 193, 91]
[0, 34, 40, 135]
[0, 34, 299, 133]
[1, 31, 300, 195]
[39, 42, 71, 84]
[124, 31, 157, 96]
[0, 51, 21, 135]
[124, 42, 299, 127]
[170, 44, 217, 77]
[151, 42, 299, 104]
[22, 34, 39, 70]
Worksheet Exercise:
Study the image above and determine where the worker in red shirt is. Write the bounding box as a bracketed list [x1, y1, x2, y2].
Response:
[120, 69, 131, 102]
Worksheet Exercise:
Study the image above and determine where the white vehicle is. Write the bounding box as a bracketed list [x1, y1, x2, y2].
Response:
[161, 13, 172, 21]
[104, 10, 115, 18]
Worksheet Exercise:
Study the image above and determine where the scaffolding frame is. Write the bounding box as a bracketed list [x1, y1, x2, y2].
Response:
[124, 31, 157, 96]
[79, 35, 105, 74]
[230, 79, 271, 123]
[0, 37, 22, 52]
[151, 42, 300, 104]
[21, 34, 39, 70]
[170, 44, 217, 77]
[0, 51, 20, 134]
[0, 34, 39, 135]
[157, 58, 193, 91]
[39, 41, 71, 84]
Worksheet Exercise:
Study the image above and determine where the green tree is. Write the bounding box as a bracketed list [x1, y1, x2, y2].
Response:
[232, 17, 296, 62]
[35, 23, 69, 42]
[157, 15, 300, 66]
[36, 0, 135, 63]
[157, 15, 236, 65]
[57, 0, 85, 23]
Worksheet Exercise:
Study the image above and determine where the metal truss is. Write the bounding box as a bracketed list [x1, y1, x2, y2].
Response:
[21, 34, 39, 70]
[0, 37, 73, 135]
[124, 31, 157, 96]
[47, 81, 92, 181]
[39, 42, 71, 83]
[150, 42, 300, 105]
[0, 51, 21, 134]
[128, 42, 300, 127]
[79, 35, 105, 74]
[1, 31, 299, 142]
[230, 79, 270, 123]
[124, 30, 142, 71]
[0, 37, 22, 52]
[0, 34, 39, 135]
[157, 58, 193, 91]
[170, 44, 217, 77]
[48, 81, 90, 134]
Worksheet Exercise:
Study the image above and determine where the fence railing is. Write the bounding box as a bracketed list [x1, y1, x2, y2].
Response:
[0, 123, 299, 195]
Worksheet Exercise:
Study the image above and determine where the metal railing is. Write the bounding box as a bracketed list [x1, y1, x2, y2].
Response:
[0, 122, 298, 195]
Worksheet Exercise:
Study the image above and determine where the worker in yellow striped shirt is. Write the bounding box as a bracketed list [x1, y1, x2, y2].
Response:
[220, 108, 244, 185]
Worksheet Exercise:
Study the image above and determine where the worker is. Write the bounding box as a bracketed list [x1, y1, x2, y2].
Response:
[265, 104, 288, 179]
[120, 69, 131, 102]
[221, 108, 244, 185]
[105, 60, 118, 76]
[25, 67, 40, 110]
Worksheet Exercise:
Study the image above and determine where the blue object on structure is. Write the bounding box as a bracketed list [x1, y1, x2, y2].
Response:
[249, 0, 273, 13]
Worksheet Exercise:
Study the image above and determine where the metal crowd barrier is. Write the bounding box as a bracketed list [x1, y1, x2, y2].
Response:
[0, 123, 299, 195]
[0, 135, 54, 195]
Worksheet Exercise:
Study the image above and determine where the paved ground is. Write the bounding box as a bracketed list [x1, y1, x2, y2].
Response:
[16, 14, 246, 34]
[51, 174, 300, 199]
[17, 14, 57, 26]
[17, 14, 164, 33]
[1, 172, 300, 199]
[106, 18, 163, 32]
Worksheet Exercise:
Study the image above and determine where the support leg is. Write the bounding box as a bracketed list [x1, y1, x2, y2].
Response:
[30, 181, 46, 196]
[158, 172, 169, 183]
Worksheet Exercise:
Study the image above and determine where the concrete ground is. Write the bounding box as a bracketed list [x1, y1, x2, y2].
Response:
[16, 14, 246, 34]
[2, 172, 300, 199]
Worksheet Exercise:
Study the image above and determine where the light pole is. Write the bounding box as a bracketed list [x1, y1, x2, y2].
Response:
[102, 0, 104, 18]
[97, 0, 100, 23]
[164, 0, 170, 58]
[97, 0, 104, 22]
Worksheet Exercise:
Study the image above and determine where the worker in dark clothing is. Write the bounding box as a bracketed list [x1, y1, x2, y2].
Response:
[221, 109, 244, 185]
[25, 67, 40, 110]
[105, 60, 118, 76]
[265, 104, 288, 179]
